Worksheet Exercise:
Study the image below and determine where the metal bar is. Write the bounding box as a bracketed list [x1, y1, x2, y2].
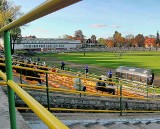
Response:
[16, 107, 160, 113]
[20, 69, 22, 84]
[8, 80, 69, 129]
[0, 0, 81, 33]
[0, 70, 7, 81]
[46, 73, 50, 111]
[4, 31, 17, 129]
[147, 84, 148, 98]
[120, 84, 122, 116]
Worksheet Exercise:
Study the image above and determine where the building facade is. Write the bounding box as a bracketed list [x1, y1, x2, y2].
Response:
[14, 37, 81, 51]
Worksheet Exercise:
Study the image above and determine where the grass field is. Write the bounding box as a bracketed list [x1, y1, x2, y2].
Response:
[36, 51, 160, 75]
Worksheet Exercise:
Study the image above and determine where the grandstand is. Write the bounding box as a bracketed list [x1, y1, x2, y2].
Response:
[1, 0, 160, 128]
[1, 57, 160, 128]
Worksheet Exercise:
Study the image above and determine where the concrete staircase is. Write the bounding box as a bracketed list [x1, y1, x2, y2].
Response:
[22, 113, 160, 129]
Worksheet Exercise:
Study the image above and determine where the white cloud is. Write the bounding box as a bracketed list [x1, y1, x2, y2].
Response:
[124, 32, 134, 35]
[111, 25, 121, 28]
[90, 24, 107, 28]
[33, 28, 49, 33]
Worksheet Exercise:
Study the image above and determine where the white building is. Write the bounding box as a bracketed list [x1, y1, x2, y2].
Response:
[14, 37, 81, 50]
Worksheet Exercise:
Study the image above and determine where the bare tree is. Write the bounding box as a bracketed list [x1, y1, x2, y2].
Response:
[74, 30, 85, 47]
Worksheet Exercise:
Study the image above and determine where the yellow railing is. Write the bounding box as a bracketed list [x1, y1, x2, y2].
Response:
[8, 80, 69, 129]
[0, 71, 69, 129]
[0, 60, 156, 99]
[1, 69, 160, 115]
[0, 0, 81, 128]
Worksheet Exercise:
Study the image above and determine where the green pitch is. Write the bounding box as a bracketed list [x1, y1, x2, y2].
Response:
[38, 51, 160, 75]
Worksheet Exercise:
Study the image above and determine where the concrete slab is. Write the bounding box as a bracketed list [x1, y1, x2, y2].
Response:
[146, 123, 160, 129]
[69, 123, 87, 129]
[0, 87, 31, 129]
[87, 123, 108, 129]
[108, 123, 132, 129]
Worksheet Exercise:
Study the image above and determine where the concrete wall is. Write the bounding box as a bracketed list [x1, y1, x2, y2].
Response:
[9, 89, 160, 112]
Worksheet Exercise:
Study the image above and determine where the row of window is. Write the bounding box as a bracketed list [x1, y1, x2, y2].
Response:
[22, 41, 69, 44]
[23, 38, 70, 41]
[24, 44, 64, 48]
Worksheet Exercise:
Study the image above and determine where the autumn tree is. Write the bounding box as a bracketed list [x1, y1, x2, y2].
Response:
[106, 39, 114, 47]
[134, 34, 145, 47]
[144, 37, 156, 48]
[113, 31, 124, 47]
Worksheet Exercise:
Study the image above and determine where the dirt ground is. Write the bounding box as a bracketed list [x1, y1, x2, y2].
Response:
[39, 56, 160, 87]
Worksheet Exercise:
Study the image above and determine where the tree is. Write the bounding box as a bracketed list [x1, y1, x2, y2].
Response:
[125, 34, 134, 39]
[0, 0, 22, 54]
[0, 0, 21, 28]
[91, 35, 96, 43]
[156, 31, 160, 45]
[128, 38, 135, 47]
[144, 37, 156, 48]
[74, 30, 83, 38]
[74, 30, 85, 47]
[106, 39, 114, 47]
[97, 38, 106, 46]
[113, 31, 123, 47]
[148, 34, 155, 38]
[134, 34, 145, 47]
[10, 27, 22, 54]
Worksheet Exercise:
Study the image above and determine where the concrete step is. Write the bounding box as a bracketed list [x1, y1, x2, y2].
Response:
[107, 123, 133, 129]
[69, 123, 87, 129]
[145, 123, 160, 129]
[86, 123, 108, 129]
[125, 123, 141, 129]
[135, 123, 149, 129]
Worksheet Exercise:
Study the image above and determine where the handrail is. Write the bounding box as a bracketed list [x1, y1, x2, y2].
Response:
[7, 80, 69, 129]
[1, 71, 160, 117]
[0, 0, 81, 33]
[0, 71, 7, 81]
[16, 107, 160, 113]
[0, 0, 81, 128]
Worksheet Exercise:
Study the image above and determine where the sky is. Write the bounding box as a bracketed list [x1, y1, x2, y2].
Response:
[12, 0, 160, 39]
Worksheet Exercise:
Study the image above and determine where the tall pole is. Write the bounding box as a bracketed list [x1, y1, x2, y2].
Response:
[4, 31, 17, 129]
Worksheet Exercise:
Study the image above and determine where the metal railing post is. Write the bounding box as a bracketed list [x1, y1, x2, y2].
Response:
[120, 84, 123, 116]
[20, 69, 22, 84]
[153, 84, 155, 99]
[46, 73, 50, 111]
[146, 84, 148, 98]
[116, 77, 119, 96]
[4, 31, 17, 129]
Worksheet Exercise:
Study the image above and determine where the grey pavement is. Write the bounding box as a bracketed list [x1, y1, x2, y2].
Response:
[0, 87, 31, 129]
[22, 112, 160, 129]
